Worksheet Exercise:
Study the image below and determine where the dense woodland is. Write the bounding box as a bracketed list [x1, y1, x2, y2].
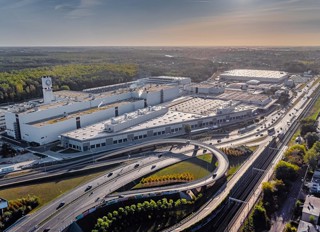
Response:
[0, 47, 319, 104]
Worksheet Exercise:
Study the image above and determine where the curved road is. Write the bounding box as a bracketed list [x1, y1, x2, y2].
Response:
[8, 139, 228, 232]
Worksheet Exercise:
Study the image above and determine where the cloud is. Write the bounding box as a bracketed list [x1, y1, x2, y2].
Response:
[55, 0, 102, 19]
[1, 0, 39, 9]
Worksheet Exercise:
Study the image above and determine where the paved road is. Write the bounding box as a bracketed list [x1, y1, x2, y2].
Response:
[9, 139, 228, 232]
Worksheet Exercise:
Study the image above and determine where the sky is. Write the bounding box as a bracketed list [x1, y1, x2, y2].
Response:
[0, 0, 319, 46]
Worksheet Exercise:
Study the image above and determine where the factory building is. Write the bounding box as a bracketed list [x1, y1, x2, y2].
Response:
[220, 69, 289, 83]
[61, 98, 257, 152]
[5, 77, 180, 145]
[184, 83, 225, 94]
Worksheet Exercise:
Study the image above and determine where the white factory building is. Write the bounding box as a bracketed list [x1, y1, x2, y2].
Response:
[220, 69, 289, 83]
[61, 97, 257, 152]
[5, 77, 180, 145]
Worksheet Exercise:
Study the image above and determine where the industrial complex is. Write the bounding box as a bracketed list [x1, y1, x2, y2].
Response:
[0, 69, 309, 151]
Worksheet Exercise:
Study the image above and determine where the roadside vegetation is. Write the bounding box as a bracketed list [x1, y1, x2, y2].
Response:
[223, 146, 255, 180]
[242, 106, 320, 232]
[0, 170, 108, 209]
[0, 195, 39, 230]
[133, 154, 215, 190]
[92, 195, 203, 232]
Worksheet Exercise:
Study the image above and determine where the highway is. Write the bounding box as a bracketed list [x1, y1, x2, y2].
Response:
[8, 139, 228, 232]
[7, 77, 319, 232]
[163, 78, 319, 231]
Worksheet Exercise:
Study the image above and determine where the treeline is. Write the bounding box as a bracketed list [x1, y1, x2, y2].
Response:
[220, 146, 253, 157]
[242, 115, 320, 232]
[92, 196, 202, 232]
[0, 63, 138, 103]
[0, 195, 39, 230]
[140, 172, 195, 185]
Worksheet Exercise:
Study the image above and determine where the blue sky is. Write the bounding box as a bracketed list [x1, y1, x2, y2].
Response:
[0, 0, 319, 46]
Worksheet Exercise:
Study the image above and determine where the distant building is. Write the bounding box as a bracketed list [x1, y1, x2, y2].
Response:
[220, 69, 289, 83]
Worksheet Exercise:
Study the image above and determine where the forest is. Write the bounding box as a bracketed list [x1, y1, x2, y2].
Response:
[0, 46, 319, 104]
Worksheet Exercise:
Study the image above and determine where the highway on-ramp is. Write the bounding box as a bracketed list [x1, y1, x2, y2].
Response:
[8, 139, 228, 232]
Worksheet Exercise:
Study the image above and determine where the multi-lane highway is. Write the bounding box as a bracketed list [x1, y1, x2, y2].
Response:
[7, 77, 319, 232]
[8, 139, 228, 232]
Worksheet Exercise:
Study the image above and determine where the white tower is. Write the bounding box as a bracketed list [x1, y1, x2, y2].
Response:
[42, 76, 54, 104]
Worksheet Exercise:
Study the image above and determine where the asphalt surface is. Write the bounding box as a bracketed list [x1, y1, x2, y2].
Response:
[8, 139, 228, 232]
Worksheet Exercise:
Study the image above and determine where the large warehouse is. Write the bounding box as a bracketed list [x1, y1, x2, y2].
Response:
[5, 77, 180, 145]
[220, 69, 289, 83]
[60, 97, 258, 152]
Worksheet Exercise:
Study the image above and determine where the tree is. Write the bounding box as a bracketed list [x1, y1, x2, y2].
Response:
[252, 204, 270, 231]
[275, 161, 299, 182]
[304, 148, 319, 170]
[305, 132, 319, 149]
[309, 215, 316, 224]
[300, 118, 317, 137]
[284, 144, 306, 165]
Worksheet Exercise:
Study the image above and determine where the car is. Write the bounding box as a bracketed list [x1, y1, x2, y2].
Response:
[158, 154, 163, 158]
[260, 134, 264, 137]
[256, 134, 259, 137]
[217, 139, 221, 143]
[56, 202, 65, 210]
[151, 165, 156, 169]
[119, 195, 125, 198]
[85, 185, 92, 191]
[212, 173, 217, 178]
[43, 228, 50, 232]
[95, 197, 100, 202]
[134, 164, 140, 168]
[256, 129, 260, 131]
[107, 172, 113, 177]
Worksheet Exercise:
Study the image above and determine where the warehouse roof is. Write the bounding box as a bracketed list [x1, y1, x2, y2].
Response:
[220, 69, 288, 80]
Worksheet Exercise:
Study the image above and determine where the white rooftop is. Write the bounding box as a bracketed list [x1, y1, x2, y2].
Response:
[303, 195, 320, 217]
[221, 69, 288, 79]
[62, 97, 257, 141]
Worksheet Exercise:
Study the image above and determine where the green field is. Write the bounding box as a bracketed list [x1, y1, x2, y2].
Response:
[133, 154, 215, 189]
[0, 170, 108, 210]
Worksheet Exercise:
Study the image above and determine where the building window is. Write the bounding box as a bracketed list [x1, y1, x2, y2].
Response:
[113, 140, 117, 144]
[96, 144, 101, 148]
[162, 131, 165, 134]
[139, 135, 142, 139]
[119, 139, 123, 143]
[143, 134, 147, 138]
[153, 133, 157, 136]
[91, 145, 95, 148]
[171, 129, 174, 132]
[123, 138, 128, 142]
[134, 136, 138, 140]
[157, 132, 161, 135]
[101, 143, 106, 147]
[178, 128, 182, 131]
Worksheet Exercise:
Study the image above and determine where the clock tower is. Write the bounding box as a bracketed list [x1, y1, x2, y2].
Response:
[42, 76, 54, 104]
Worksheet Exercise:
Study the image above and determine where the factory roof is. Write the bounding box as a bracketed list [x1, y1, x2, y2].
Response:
[62, 106, 167, 140]
[220, 69, 288, 79]
[62, 97, 256, 141]
[214, 90, 270, 103]
[7, 84, 175, 115]
[30, 99, 138, 127]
